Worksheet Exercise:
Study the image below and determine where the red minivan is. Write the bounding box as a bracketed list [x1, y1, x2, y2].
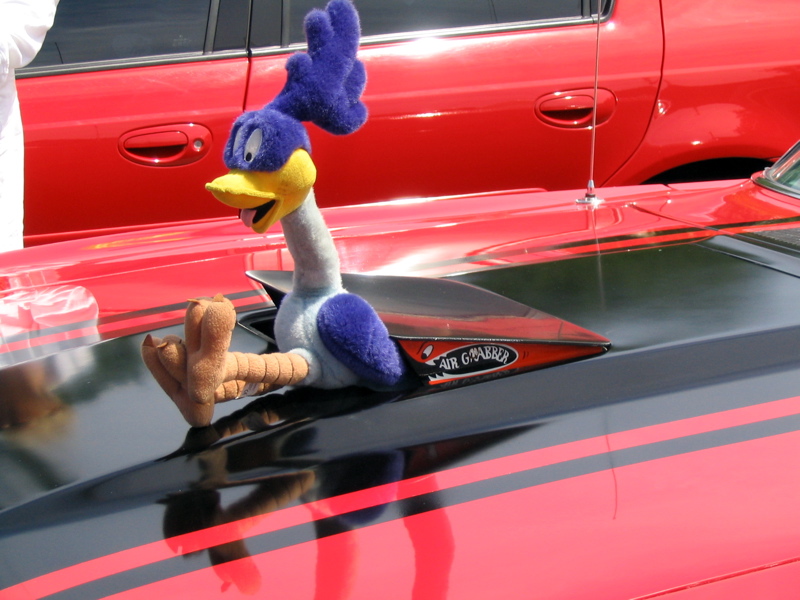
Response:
[17, 0, 800, 245]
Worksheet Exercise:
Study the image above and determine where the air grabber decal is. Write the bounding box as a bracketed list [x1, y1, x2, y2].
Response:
[248, 270, 611, 388]
[398, 339, 606, 386]
[420, 341, 518, 382]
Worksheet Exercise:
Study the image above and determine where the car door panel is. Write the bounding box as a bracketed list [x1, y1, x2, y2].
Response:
[244, 0, 663, 207]
[19, 58, 248, 245]
[607, 0, 800, 185]
[18, 0, 664, 244]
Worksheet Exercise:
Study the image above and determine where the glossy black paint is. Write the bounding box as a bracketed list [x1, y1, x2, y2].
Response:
[3, 239, 800, 593]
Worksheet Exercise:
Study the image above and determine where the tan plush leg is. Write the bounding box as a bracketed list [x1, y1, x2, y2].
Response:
[141, 294, 309, 427]
[222, 351, 309, 398]
[211, 351, 310, 403]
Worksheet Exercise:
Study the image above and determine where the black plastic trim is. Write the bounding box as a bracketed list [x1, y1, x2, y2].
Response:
[16, 49, 248, 78]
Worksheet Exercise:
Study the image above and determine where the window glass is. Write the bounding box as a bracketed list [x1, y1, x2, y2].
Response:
[287, 0, 586, 44]
[249, 0, 283, 48]
[28, 0, 212, 68]
[495, 0, 583, 23]
[214, 0, 251, 51]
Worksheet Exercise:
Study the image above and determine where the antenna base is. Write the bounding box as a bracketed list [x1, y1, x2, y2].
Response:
[576, 193, 604, 205]
[577, 180, 604, 205]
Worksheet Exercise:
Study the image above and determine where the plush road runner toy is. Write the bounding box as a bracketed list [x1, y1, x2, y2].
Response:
[142, 0, 412, 427]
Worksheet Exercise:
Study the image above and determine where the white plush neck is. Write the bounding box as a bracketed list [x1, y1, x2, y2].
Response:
[281, 189, 343, 295]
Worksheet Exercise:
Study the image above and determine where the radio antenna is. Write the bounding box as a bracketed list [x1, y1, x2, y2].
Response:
[578, 0, 604, 204]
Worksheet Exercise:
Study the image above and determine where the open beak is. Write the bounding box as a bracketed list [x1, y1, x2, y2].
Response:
[205, 149, 317, 233]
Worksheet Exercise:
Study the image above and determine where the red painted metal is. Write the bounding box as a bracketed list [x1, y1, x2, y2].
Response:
[118, 123, 212, 167]
[20, 58, 248, 245]
[607, 0, 800, 185]
[0, 176, 795, 364]
[6, 395, 800, 599]
[18, 0, 800, 247]
[5, 169, 800, 596]
[246, 0, 662, 206]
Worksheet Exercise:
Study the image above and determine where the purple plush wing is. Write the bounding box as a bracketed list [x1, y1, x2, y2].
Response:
[317, 293, 408, 388]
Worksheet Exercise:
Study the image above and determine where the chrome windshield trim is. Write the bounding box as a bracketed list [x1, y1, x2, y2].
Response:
[753, 139, 800, 200]
[750, 142, 800, 199]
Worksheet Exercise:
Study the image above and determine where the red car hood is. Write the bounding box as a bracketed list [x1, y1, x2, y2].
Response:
[0, 178, 793, 366]
[5, 177, 800, 599]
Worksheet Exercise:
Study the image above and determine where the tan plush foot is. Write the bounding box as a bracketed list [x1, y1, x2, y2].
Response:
[142, 333, 215, 427]
[184, 295, 238, 407]
[142, 294, 310, 427]
[141, 295, 236, 427]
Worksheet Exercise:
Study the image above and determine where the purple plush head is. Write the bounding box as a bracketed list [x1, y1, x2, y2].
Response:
[223, 108, 311, 172]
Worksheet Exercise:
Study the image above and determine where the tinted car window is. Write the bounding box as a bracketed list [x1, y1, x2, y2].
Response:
[29, 0, 212, 67]
[494, 0, 585, 23]
[249, 0, 283, 48]
[213, 0, 251, 51]
[287, 0, 586, 44]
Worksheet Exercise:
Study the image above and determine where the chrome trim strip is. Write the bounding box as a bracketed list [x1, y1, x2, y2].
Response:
[358, 15, 594, 46]
[251, 14, 602, 57]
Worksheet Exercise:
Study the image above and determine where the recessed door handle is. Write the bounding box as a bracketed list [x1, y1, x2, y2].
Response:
[119, 124, 212, 166]
[535, 88, 617, 128]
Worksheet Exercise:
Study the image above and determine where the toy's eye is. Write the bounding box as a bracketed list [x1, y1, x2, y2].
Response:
[243, 129, 263, 163]
[233, 126, 246, 151]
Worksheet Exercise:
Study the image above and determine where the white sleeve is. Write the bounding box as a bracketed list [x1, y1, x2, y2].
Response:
[0, 0, 59, 77]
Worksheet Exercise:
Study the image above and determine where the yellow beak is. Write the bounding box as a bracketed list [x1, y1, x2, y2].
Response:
[205, 149, 317, 233]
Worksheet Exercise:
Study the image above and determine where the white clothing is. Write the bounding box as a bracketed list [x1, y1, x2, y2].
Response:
[0, 0, 58, 252]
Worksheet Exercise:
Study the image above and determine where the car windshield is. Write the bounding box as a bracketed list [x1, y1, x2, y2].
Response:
[764, 141, 800, 191]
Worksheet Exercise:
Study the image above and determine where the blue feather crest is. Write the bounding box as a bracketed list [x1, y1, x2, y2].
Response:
[223, 0, 367, 172]
[271, 0, 367, 135]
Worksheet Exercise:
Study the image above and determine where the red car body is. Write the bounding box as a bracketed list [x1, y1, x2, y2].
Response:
[17, 0, 800, 245]
[4, 157, 800, 597]
[7, 125, 800, 596]
[0, 175, 780, 350]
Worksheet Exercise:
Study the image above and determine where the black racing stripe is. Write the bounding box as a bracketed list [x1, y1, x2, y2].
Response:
[97, 290, 267, 325]
[0, 293, 270, 367]
[50, 412, 800, 600]
[632, 202, 800, 234]
[697, 215, 800, 233]
[0, 290, 268, 347]
[413, 214, 800, 275]
[15, 213, 797, 356]
[415, 230, 709, 274]
[0, 315, 105, 348]
[12, 215, 800, 349]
